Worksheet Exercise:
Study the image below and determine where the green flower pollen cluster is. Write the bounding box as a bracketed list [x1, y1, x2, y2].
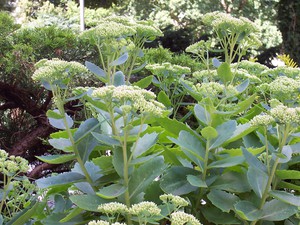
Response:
[170, 211, 202, 225]
[250, 104, 300, 126]
[88, 221, 126, 225]
[32, 58, 88, 84]
[146, 62, 191, 77]
[270, 104, 300, 124]
[250, 114, 275, 127]
[98, 202, 128, 215]
[91, 85, 166, 117]
[129, 202, 161, 217]
[202, 11, 259, 36]
[186, 40, 212, 54]
[160, 194, 189, 207]
[0, 149, 29, 176]
[268, 76, 300, 96]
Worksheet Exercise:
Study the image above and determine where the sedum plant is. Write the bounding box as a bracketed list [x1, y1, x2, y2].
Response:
[80, 16, 163, 85]
[0, 150, 36, 224]
[88, 194, 201, 225]
[6, 13, 300, 225]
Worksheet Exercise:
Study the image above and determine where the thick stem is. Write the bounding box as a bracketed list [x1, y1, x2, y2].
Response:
[250, 124, 290, 225]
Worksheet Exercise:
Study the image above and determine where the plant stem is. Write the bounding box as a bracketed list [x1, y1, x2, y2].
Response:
[250, 124, 290, 225]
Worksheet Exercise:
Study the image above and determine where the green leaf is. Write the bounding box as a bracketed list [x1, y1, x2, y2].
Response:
[233, 94, 256, 115]
[208, 189, 240, 213]
[217, 62, 233, 83]
[276, 170, 300, 179]
[41, 212, 84, 224]
[211, 171, 251, 193]
[201, 126, 218, 140]
[247, 166, 269, 198]
[36, 154, 76, 164]
[278, 181, 300, 192]
[234, 200, 263, 221]
[187, 175, 207, 187]
[46, 109, 64, 119]
[97, 184, 127, 199]
[36, 172, 86, 189]
[129, 156, 167, 202]
[112, 147, 124, 177]
[48, 138, 72, 152]
[208, 156, 244, 169]
[202, 207, 241, 224]
[224, 123, 256, 146]
[242, 147, 268, 173]
[261, 199, 298, 221]
[92, 156, 113, 172]
[109, 52, 128, 66]
[133, 75, 153, 88]
[48, 110, 74, 130]
[160, 166, 199, 195]
[70, 194, 109, 212]
[209, 120, 236, 150]
[194, 104, 210, 125]
[85, 61, 106, 81]
[236, 79, 250, 93]
[75, 118, 101, 162]
[59, 207, 83, 223]
[269, 190, 300, 207]
[273, 145, 292, 163]
[113, 71, 125, 86]
[92, 132, 121, 146]
[156, 117, 195, 137]
[157, 90, 172, 107]
[168, 131, 205, 169]
[6, 200, 41, 225]
[212, 57, 221, 67]
[131, 132, 158, 159]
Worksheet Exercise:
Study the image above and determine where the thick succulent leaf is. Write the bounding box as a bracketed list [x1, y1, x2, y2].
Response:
[160, 166, 199, 195]
[261, 199, 298, 221]
[269, 190, 300, 207]
[36, 154, 76, 164]
[36, 172, 86, 189]
[234, 200, 263, 221]
[97, 184, 127, 199]
[247, 166, 269, 198]
[208, 189, 240, 213]
[70, 194, 109, 212]
[131, 132, 158, 159]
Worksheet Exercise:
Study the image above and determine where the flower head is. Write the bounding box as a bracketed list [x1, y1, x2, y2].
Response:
[186, 40, 212, 54]
[146, 63, 191, 77]
[270, 104, 300, 124]
[97, 202, 128, 215]
[129, 201, 161, 217]
[250, 114, 275, 127]
[32, 58, 87, 84]
[170, 211, 202, 225]
[0, 150, 29, 176]
[91, 85, 167, 117]
[160, 194, 189, 207]
[88, 220, 110, 225]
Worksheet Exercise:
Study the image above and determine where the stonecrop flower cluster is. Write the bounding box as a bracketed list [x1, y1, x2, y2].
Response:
[91, 85, 167, 117]
[32, 58, 88, 84]
[170, 211, 202, 225]
[250, 102, 300, 127]
[146, 62, 191, 78]
[80, 16, 163, 45]
[202, 11, 259, 36]
[193, 82, 238, 99]
[0, 149, 29, 176]
[160, 194, 189, 207]
[88, 195, 200, 225]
